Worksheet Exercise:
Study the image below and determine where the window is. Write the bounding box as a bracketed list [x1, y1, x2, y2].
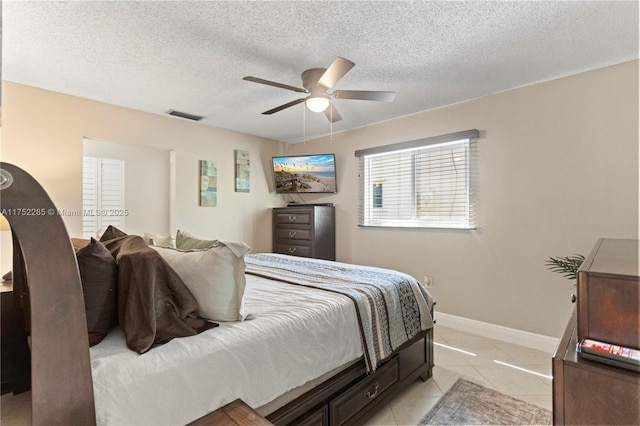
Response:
[372, 183, 383, 208]
[356, 129, 479, 229]
[83, 156, 125, 238]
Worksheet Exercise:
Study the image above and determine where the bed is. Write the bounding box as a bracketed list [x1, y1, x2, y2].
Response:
[0, 162, 434, 426]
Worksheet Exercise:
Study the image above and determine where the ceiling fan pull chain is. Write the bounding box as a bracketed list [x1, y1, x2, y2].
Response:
[303, 105, 306, 145]
[330, 105, 333, 144]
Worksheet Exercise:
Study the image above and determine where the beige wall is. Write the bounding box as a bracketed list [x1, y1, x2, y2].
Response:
[290, 61, 639, 338]
[1, 61, 637, 338]
[83, 138, 172, 237]
[0, 82, 284, 254]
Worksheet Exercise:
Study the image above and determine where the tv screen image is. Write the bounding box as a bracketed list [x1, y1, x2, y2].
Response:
[272, 154, 337, 194]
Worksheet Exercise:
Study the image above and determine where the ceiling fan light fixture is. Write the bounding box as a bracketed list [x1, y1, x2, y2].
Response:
[244, 57, 394, 121]
[305, 96, 330, 112]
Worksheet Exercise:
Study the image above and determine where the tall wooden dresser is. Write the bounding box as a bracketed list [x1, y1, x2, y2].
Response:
[272, 205, 335, 261]
[552, 238, 639, 425]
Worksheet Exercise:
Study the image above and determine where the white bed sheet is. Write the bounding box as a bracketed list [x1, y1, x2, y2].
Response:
[90, 274, 363, 425]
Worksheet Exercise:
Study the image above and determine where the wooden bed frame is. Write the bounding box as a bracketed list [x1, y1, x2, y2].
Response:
[0, 162, 434, 426]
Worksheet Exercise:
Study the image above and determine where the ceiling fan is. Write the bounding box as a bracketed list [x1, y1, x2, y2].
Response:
[243, 57, 395, 122]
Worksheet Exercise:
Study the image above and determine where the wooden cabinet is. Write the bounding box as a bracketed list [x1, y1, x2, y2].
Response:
[552, 310, 639, 425]
[272, 206, 335, 261]
[577, 238, 639, 349]
[552, 238, 640, 425]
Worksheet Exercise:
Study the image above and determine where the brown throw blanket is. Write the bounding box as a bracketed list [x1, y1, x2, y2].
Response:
[101, 234, 216, 353]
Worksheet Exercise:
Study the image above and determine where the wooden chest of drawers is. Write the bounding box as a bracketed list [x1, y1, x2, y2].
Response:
[553, 238, 640, 425]
[577, 238, 639, 349]
[272, 206, 335, 261]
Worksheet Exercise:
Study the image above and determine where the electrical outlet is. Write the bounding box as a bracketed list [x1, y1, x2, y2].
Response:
[424, 275, 433, 288]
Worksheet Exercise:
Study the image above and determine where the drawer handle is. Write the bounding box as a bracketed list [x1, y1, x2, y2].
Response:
[288, 247, 297, 253]
[365, 383, 379, 400]
[288, 231, 297, 237]
[288, 215, 297, 222]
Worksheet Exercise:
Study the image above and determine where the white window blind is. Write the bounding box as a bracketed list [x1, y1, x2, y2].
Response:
[356, 130, 479, 229]
[83, 156, 125, 238]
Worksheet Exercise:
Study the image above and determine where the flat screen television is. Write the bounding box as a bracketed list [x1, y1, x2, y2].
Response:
[272, 154, 337, 194]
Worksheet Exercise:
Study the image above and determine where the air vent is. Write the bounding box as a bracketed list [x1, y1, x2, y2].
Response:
[167, 109, 204, 121]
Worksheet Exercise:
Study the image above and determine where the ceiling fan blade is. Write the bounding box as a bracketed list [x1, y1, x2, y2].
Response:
[262, 98, 306, 115]
[323, 104, 343, 123]
[318, 57, 355, 89]
[332, 90, 396, 102]
[243, 76, 307, 93]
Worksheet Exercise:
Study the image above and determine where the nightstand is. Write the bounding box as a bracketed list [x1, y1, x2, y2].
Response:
[1, 281, 31, 394]
[187, 399, 273, 426]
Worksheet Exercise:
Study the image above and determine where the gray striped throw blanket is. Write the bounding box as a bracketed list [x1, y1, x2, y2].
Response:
[245, 253, 434, 372]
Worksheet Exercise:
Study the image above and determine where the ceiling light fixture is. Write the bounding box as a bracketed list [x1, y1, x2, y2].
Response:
[244, 57, 394, 123]
[305, 95, 330, 112]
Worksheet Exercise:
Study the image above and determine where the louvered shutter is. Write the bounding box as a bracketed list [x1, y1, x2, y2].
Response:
[82, 157, 125, 238]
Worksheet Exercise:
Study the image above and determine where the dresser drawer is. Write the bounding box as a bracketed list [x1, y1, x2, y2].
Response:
[276, 229, 311, 241]
[329, 357, 398, 425]
[275, 244, 311, 258]
[292, 405, 328, 426]
[275, 212, 312, 225]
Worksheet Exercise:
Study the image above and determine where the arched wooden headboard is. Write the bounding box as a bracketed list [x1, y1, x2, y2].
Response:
[0, 162, 96, 425]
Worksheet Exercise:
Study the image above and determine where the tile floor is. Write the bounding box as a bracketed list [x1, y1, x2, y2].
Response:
[0, 325, 553, 426]
[0, 390, 30, 426]
[357, 325, 553, 425]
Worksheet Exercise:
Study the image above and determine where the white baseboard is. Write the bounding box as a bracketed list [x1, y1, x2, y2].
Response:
[435, 312, 559, 354]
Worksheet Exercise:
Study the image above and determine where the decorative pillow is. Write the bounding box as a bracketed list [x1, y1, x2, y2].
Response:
[102, 234, 216, 353]
[153, 242, 251, 322]
[75, 238, 118, 346]
[176, 230, 219, 250]
[143, 232, 176, 248]
[99, 225, 128, 242]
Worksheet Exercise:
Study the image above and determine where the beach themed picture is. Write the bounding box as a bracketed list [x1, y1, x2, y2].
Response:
[234, 150, 250, 192]
[272, 154, 337, 193]
[199, 160, 217, 206]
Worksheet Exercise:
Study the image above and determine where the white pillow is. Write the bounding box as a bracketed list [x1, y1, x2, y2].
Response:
[152, 242, 251, 322]
[143, 232, 177, 248]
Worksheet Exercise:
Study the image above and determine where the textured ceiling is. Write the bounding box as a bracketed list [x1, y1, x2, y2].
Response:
[2, 1, 638, 143]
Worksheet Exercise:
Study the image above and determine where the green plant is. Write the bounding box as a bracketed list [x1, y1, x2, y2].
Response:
[545, 254, 585, 280]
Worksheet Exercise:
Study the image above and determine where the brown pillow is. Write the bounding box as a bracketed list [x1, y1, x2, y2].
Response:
[76, 238, 118, 346]
[99, 225, 128, 242]
[102, 235, 216, 353]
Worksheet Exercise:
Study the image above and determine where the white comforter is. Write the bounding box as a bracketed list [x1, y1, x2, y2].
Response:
[90, 274, 362, 425]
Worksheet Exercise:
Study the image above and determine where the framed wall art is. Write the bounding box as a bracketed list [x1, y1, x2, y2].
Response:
[234, 150, 250, 192]
[199, 160, 217, 206]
